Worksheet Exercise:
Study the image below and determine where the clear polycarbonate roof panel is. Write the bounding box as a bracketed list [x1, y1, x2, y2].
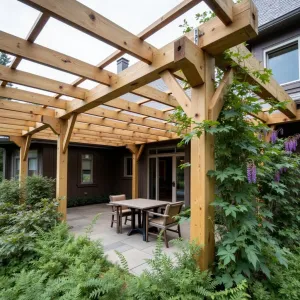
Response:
[17, 59, 78, 84]
[121, 93, 143, 103]
[1, 0, 40, 39]
[77, 80, 99, 90]
[11, 84, 56, 97]
[35, 18, 117, 66]
[143, 101, 173, 111]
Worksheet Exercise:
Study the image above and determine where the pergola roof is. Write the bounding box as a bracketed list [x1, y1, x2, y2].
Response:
[0, 0, 297, 148]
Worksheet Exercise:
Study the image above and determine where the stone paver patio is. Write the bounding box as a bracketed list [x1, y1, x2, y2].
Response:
[67, 203, 190, 274]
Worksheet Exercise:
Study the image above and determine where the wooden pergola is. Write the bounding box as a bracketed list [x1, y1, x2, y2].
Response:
[0, 0, 297, 269]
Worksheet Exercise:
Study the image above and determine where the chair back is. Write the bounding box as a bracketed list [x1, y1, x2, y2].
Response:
[109, 194, 127, 211]
[164, 201, 184, 225]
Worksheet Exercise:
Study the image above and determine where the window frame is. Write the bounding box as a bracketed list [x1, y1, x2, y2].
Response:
[264, 37, 300, 86]
[124, 156, 133, 178]
[81, 154, 94, 184]
[13, 149, 39, 179]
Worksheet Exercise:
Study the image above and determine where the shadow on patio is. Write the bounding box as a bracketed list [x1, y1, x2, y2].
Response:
[68, 203, 190, 275]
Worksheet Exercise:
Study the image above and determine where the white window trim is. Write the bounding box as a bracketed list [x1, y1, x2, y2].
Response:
[124, 156, 132, 178]
[81, 154, 93, 184]
[263, 36, 300, 86]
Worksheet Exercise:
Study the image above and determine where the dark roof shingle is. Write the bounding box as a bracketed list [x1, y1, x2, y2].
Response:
[253, 0, 300, 26]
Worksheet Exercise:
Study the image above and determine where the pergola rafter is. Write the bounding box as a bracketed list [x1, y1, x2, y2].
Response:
[0, 0, 297, 270]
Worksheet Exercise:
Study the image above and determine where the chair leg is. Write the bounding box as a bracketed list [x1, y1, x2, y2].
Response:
[119, 211, 123, 234]
[163, 230, 169, 248]
[124, 215, 127, 225]
[111, 214, 114, 228]
[178, 224, 181, 238]
[145, 214, 149, 242]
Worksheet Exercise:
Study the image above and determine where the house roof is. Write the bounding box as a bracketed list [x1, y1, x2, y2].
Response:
[253, 0, 300, 27]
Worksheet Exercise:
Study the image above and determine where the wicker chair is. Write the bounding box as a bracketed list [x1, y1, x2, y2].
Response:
[145, 201, 184, 248]
[109, 195, 141, 233]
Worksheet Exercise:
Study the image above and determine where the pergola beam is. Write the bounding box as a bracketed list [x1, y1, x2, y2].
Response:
[204, 0, 233, 25]
[0, 31, 113, 86]
[97, 0, 202, 69]
[1, 12, 50, 87]
[0, 65, 87, 99]
[18, 0, 156, 64]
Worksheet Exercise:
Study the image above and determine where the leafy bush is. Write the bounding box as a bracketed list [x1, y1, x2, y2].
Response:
[0, 179, 20, 204]
[251, 248, 300, 300]
[0, 199, 60, 271]
[25, 175, 55, 205]
[67, 195, 110, 207]
[0, 223, 250, 300]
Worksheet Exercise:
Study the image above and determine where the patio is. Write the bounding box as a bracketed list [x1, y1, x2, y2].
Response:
[67, 203, 190, 275]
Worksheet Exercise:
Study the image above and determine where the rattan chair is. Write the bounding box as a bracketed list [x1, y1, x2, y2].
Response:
[145, 201, 184, 248]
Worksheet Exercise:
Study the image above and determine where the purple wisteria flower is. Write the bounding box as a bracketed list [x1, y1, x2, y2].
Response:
[270, 128, 284, 144]
[247, 161, 257, 184]
[284, 134, 300, 153]
[270, 130, 278, 144]
[274, 172, 280, 182]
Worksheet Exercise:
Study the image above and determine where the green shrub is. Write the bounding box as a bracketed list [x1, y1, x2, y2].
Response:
[0, 223, 250, 300]
[25, 175, 55, 205]
[0, 179, 20, 204]
[67, 195, 110, 207]
[0, 199, 60, 271]
[251, 248, 300, 300]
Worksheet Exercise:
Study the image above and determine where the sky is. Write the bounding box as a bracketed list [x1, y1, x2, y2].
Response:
[0, 0, 208, 98]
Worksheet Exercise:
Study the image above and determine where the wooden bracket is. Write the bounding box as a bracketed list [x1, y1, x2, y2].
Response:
[42, 115, 61, 134]
[63, 113, 78, 153]
[23, 135, 32, 161]
[9, 135, 31, 161]
[160, 70, 191, 117]
[208, 69, 234, 121]
[136, 144, 145, 161]
[174, 36, 204, 87]
[126, 143, 138, 155]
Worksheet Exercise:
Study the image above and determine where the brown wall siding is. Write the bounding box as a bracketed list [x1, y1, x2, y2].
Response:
[1, 140, 191, 206]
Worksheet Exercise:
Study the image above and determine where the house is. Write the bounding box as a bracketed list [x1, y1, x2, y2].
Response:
[0, 0, 298, 207]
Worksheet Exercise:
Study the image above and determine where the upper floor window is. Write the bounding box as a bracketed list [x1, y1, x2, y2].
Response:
[265, 38, 300, 84]
[124, 156, 132, 177]
[81, 154, 93, 184]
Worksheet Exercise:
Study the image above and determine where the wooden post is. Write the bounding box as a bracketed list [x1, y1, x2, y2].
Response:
[56, 120, 68, 221]
[127, 144, 144, 198]
[10, 135, 31, 203]
[190, 53, 216, 270]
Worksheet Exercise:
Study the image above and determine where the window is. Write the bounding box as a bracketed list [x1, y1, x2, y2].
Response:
[124, 157, 132, 177]
[81, 154, 93, 184]
[13, 150, 38, 179]
[265, 38, 300, 84]
[28, 150, 38, 176]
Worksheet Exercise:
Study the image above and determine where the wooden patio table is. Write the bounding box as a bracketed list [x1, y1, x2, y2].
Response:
[109, 198, 170, 241]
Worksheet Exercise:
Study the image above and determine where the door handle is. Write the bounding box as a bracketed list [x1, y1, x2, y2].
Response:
[172, 181, 175, 187]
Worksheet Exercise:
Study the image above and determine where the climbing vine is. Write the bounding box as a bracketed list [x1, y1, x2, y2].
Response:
[172, 11, 300, 289]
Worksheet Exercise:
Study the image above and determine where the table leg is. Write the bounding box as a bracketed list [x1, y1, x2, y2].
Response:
[142, 210, 147, 241]
[127, 208, 143, 236]
[131, 208, 136, 230]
